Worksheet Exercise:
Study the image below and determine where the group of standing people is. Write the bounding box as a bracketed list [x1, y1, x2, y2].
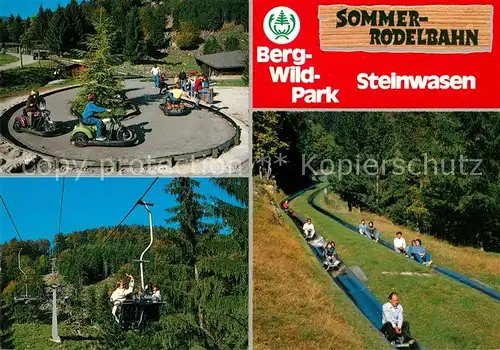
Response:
[151, 65, 211, 107]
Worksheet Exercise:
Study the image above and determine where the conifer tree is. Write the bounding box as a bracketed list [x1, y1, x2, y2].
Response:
[123, 7, 145, 63]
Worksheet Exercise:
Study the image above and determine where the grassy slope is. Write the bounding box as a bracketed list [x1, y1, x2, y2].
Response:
[0, 53, 19, 65]
[291, 188, 500, 349]
[13, 323, 100, 349]
[253, 184, 388, 350]
[319, 192, 500, 291]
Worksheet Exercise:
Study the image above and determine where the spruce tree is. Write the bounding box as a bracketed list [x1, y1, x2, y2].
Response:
[71, 8, 127, 116]
[123, 8, 145, 63]
[0, 249, 14, 350]
[203, 37, 223, 55]
[45, 7, 67, 56]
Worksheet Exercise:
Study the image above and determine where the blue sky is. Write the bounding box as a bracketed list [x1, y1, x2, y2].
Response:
[0, 177, 246, 244]
[0, 0, 80, 18]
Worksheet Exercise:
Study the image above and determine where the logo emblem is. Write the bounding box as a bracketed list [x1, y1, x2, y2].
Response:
[263, 7, 300, 44]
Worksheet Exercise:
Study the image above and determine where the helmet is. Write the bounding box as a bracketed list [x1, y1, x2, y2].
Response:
[87, 93, 96, 101]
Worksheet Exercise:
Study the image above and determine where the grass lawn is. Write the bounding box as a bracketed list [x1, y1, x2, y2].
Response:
[317, 192, 500, 291]
[0, 78, 79, 101]
[253, 183, 388, 350]
[290, 188, 500, 349]
[0, 53, 19, 65]
[213, 79, 246, 87]
[12, 323, 101, 349]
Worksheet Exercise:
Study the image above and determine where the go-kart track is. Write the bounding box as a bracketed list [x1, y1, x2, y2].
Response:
[0, 79, 242, 171]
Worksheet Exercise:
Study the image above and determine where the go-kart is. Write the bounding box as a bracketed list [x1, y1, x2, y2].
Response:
[13, 104, 60, 136]
[159, 98, 191, 117]
[70, 109, 137, 147]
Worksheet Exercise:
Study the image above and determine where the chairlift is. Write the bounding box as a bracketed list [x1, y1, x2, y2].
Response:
[114, 201, 165, 330]
[13, 249, 40, 304]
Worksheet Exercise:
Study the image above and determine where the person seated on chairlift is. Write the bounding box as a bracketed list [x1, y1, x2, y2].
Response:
[110, 273, 134, 323]
[381, 292, 416, 347]
[411, 239, 433, 266]
[302, 218, 315, 239]
[151, 284, 162, 302]
[167, 82, 191, 104]
[82, 93, 112, 141]
[393, 231, 407, 254]
[366, 221, 380, 242]
[358, 219, 368, 236]
[323, 241, 340, 269]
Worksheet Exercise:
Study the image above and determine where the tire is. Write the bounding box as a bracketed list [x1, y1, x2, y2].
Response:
[72, 132, 88, 147]
[117, 127, 134, 141]
[13, 120, 22, 133]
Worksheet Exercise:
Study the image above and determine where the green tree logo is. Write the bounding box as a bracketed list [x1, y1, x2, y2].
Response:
[264, 7, 301, 44]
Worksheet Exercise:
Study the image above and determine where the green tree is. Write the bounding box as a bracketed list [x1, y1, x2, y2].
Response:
[45, 6, 67, 55]
[242, 56, 249, 86]
[175, 21, 200, 50]
[203, 36, 222, 55]
[253, 112, 289, 179]
[123, 7, 145, 63]
[224, 34, 240, 51]
[63, 0, 85, 51]
[71, 8, 127, 116]
[7, 15, 24, 43]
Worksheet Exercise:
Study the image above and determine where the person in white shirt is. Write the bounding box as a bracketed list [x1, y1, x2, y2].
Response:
[151, 284, 162, 302]
[381, 292, 415, 346]
[110, 273, 134, 323]
[303, 218, 315, 239]
[393, 231, 407, 254]
[151, 65, 161, 88]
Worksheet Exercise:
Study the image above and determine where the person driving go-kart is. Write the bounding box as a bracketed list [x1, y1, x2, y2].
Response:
[166, 82, 191, 104]
[24, 90, 45, 127]
[82, 93, 111, 141]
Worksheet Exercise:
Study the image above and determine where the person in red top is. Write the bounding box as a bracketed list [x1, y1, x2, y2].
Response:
[283, 200, 289, 210]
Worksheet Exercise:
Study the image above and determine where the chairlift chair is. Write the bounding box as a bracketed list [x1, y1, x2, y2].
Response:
[114, 201, 165, 330]
[13, 249, 40, 304]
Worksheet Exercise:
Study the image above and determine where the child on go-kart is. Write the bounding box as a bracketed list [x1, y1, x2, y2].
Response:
[166, 82, 192, 106]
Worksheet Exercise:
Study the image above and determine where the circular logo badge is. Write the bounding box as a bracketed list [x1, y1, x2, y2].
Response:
[263, 6, 300, 45]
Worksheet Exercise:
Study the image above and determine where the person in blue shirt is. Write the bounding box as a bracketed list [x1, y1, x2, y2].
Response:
[411, 239, 433, 266]
[366, 221, 380, 242]
[82, 94, 111, 141]
[358, 219, 368, 236]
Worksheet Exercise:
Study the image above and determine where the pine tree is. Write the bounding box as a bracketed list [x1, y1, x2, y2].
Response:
[63, 0, 85, 51]
[224, 34, 240, 51]
[71, 8, 126, 116]
[242, 56, 249, 86]
[123, 7, 145, 63]
[203, 36, 222, 55]
[0, 249, 14, 349]
[45, 7, 67, 55]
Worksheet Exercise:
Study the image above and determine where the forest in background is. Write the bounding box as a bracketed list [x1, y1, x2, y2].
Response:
[0, 178, 248, 349]
[253, 112, 500, 252]
[0, 0, 249, 60]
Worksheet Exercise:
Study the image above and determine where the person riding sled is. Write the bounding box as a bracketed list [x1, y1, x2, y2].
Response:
[381, 292, 417, 348]
[24, 90, 45, 127]
[110, 273, 135, 323]
[82, 93, 111, 141]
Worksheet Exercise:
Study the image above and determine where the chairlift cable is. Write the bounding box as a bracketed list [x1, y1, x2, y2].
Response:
[100, 177, 159, 247]
[0, 194, 23, 241]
